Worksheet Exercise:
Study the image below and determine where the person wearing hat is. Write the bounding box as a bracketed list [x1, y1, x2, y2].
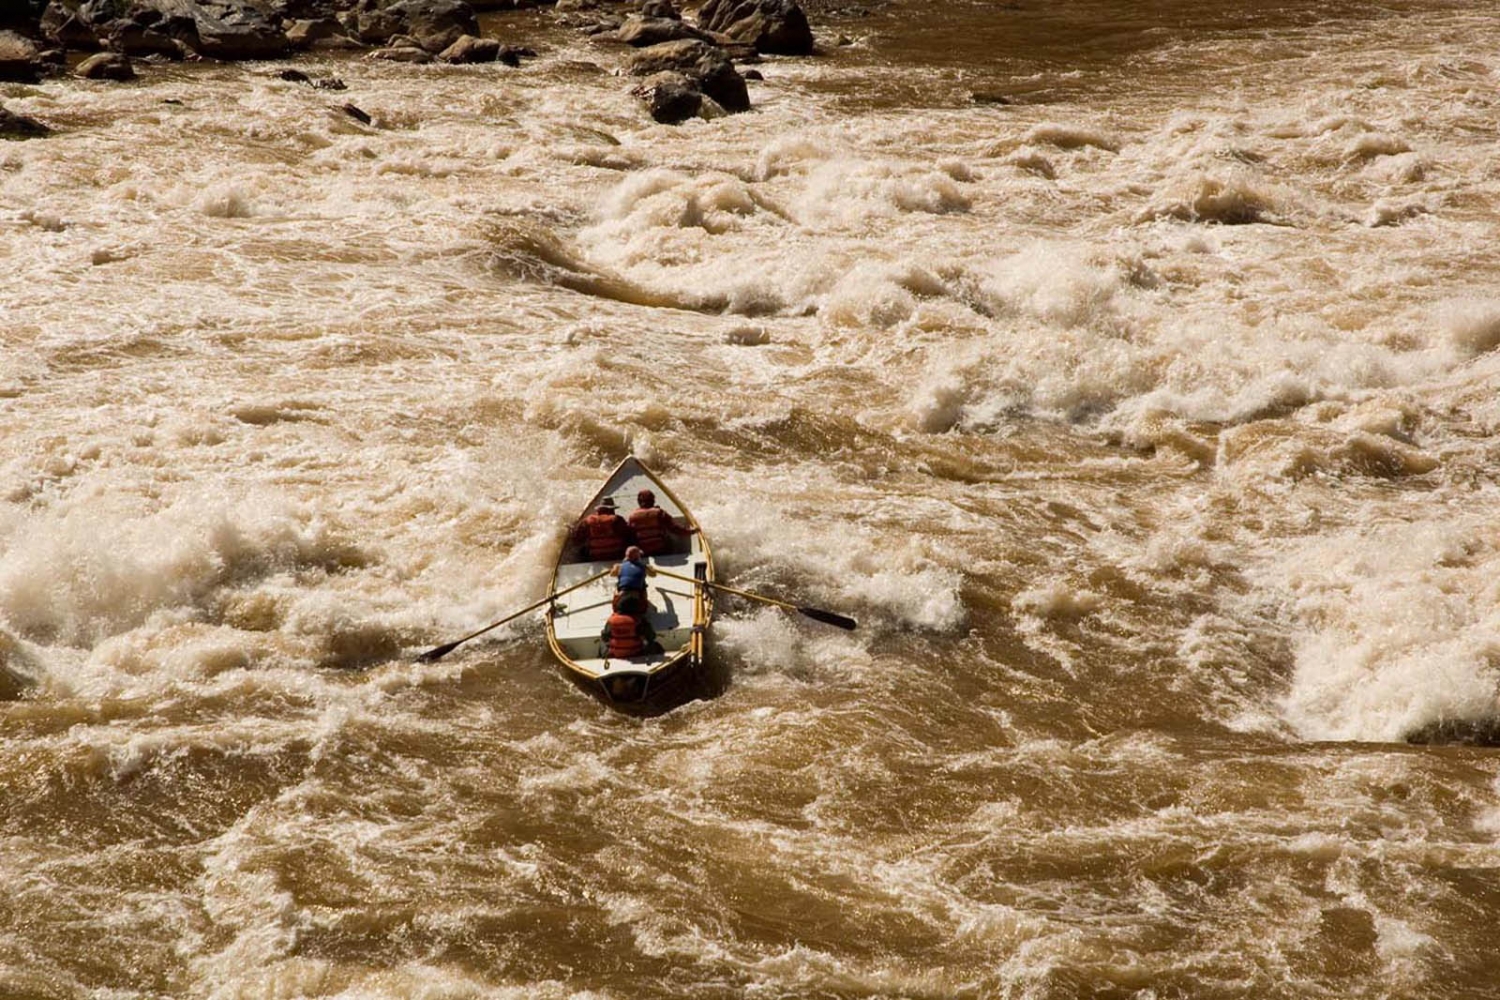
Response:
[627, 488, 696, 556]
[573, 495, 634, 562]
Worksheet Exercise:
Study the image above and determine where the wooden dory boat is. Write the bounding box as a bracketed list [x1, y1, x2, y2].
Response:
[546, 457, 714, 708]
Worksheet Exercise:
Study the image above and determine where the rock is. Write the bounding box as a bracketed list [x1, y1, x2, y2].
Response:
[75, 50, 134, 79]
[69, 0, 290, 60]
[438, 33, 499, 62]
[696, 0, 812, 55]
[352, 0, 478, 53]
[341, 102, 371, 124]
[627, 38, 747, 112]
[41, 2, 102, 50]
[0, 104, 51, 139]
[631, 69, 701, 124]
[285, 17, 360, 50]
[0, 3, 42, 31]
[615, 14, 713, 47]
[0, 30, 43, 82]
[640, 1, 678, 17]
[742, 67, 761, 80]
[369, 43, 432, 61]
[496, 43, 532, 66]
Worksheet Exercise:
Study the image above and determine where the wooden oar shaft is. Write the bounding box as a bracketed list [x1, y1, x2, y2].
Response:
[653, 568, 795, 611]
[419, 568, 611, 661]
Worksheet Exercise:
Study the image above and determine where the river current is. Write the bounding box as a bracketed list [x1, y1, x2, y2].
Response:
[3, 1, 1500, 996]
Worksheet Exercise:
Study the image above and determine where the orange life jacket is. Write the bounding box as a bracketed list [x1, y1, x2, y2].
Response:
[628, 506, 673, 556]
[584, 512, 630, 561]
[606, 612, 644, 658]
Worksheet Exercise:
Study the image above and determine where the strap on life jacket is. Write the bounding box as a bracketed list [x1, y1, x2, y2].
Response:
[606, 613, 643, 658]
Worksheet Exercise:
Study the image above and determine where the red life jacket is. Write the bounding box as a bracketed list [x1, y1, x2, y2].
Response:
[584, 512, 630, 561]
[628, 507, 673, 556]
[606, 612, 644, 658]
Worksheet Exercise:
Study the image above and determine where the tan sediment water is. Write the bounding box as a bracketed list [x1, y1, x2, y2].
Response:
[3, 1, 1500, 996]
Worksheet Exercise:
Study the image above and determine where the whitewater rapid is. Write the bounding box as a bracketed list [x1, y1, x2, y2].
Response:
[4, 1, 1500, 997]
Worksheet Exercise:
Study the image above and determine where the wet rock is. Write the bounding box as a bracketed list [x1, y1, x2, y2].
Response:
[65, 0, 290, 60]
[496, 43, 532, 66]
[0, 30, 44, 82]
[438, 32, 499, 62]
[341, 102, 371, 124]
[285, 17, 361, 50]
[41, 2, 101, 50]
[0, 3, 42, 31]
[696, 0, 813, 55]
[75, 49, 134, 79]
[615, 14, 715, 47]
[627, 38, 747, 112]
[631, 69, 702, 124]
[352, 0, 478, 53]
[0, 104, 52, 139]
[369, 43, 431, 61]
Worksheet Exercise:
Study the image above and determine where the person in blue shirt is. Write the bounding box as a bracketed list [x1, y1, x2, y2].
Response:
[612, 545, 652, 614]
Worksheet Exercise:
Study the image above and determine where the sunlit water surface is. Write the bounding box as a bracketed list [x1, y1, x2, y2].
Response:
[3, 1, 1500, 996]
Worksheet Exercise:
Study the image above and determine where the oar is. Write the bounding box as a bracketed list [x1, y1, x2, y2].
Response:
[417, 568, 612, 662]
[652, 567, 857, 631]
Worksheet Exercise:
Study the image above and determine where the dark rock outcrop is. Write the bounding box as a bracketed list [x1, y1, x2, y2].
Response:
[0, 31, 44, 82]
[285, 17, 360, 49]
[75, 49, 134, 78]
[631, 69, 701, 124]
[696, 0, 812, 55]
[0, 104, 52, 139]
[627, 38, 747, 113]
[41, 2, 101, 50]
[437, 32, 498, 62]
[44, 0, 289, 60]
[351, 0, 478, 54]
[615, 14, 715, 47]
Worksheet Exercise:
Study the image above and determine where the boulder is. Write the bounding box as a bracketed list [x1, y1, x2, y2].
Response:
[627, 39, 747, 112]
[0, 2, 44, 31]
[285, 17, 360, 49]
[0, 31, 43, 82]
[0, 104, 51, 139]
[437, 33, 498, 62]
[696, 0, 812, 55]
[41, 2, 102, 50]
[631, 69, 701, 124]
[352, 0, 478, 53]
[67, 0, 289, 59]
[75, 50, 134, 78]
[615, 14, 714, 47]
[369, 43, 432, 61]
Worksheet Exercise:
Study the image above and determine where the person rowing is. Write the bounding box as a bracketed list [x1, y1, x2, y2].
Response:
[612, 545, 652, 613]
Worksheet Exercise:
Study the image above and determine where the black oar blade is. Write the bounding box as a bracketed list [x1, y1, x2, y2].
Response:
[417, 641, 459, 663]
[798, 607, 857, 631]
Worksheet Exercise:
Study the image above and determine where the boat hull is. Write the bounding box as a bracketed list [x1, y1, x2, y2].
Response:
[545, 457, 714, 711]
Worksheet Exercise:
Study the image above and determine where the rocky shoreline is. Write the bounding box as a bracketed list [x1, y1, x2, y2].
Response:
[0, 0, 827, 129]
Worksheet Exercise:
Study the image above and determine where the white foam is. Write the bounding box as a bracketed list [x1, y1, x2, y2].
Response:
[1262, 519, 1500, 742]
